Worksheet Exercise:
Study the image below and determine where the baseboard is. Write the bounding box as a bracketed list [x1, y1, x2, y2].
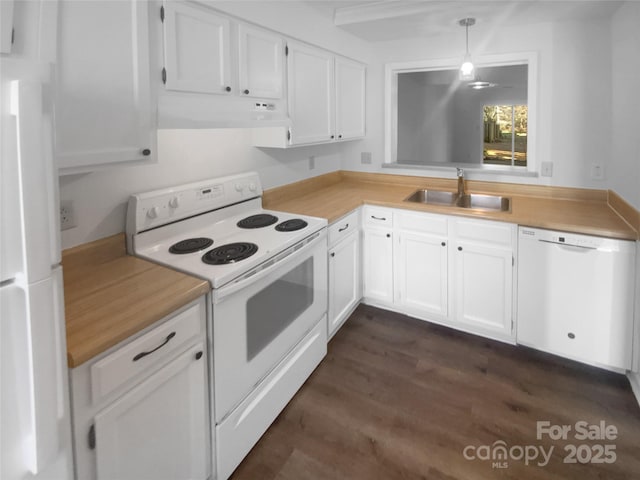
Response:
[628, 372, 640, 408]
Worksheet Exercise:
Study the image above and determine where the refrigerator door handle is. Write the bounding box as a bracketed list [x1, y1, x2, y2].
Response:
[11, 76, 60, 283]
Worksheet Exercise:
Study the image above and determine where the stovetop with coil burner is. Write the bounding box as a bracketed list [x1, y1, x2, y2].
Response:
[127, 172, 327, 289]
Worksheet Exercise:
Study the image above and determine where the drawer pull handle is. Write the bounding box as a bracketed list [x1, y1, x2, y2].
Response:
[371, 215, 386, 221]
[568, 332, 575, 339]
[338, 223, 349, 232]
[133, 332, 176, 361]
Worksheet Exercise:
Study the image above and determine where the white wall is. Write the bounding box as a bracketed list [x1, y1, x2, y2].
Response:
[341, 17, 620, 189]
[610, 2, 640, 211]
[59, 1, 374, 249]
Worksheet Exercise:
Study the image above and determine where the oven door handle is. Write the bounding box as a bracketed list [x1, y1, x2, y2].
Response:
[213, 229, 327, 302]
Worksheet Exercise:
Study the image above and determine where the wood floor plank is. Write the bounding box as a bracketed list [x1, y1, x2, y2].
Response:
[230, 305, 640, 479]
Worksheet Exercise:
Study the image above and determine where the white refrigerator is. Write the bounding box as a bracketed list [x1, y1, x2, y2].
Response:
[1, 58, 73, 480]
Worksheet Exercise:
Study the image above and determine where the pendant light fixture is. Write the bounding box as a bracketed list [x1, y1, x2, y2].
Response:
[459, 17, 476, 81]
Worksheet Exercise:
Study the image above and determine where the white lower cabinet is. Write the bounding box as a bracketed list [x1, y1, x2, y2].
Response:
[451, 220, 515, 342]
[362, 208, 517, 343]
[394, 211, 448, 319]
[362, 207, 394, 305]
[70, 298, 211, 480]
[328, 211, 361, 337]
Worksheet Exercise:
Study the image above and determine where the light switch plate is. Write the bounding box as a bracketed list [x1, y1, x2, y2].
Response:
[541, 162, 553, 177]
[361, 152, 372, 164]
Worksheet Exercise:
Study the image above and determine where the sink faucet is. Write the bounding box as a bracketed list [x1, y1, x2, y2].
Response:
[457, 168, 466, 196]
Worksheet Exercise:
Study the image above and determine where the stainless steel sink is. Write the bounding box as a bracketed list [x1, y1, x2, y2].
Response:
[456, 193, 511, 212]
[404, 189, 511, 212]
[404, 189, 457, 206]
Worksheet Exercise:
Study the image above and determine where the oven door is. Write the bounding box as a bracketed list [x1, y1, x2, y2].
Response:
[212, 230, 327, 423]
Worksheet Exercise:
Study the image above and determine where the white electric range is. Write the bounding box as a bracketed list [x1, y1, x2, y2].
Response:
[125, 172, 328, 480]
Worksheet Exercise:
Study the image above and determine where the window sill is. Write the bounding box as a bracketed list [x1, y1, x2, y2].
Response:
[382, 162, 539, 178]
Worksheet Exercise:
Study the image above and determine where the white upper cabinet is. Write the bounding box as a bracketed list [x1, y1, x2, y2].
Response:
[162, 1, 231, 95]
[335, 55, 366, 140]
[287, 41, 335, 145]
[253, 42, 366, 147]
[54, 0, 154, 172]
[238, 24, 284, 99]
[0, 0, 14, 54]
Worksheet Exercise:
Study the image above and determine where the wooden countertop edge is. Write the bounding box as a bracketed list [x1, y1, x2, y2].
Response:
[608, 190, 640, 234]
[65, 281, 210, 368]
[63, 234, 211, 368]
[263, 171, 639, 240]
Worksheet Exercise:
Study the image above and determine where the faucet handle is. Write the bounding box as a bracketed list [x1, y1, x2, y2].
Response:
[456, 168, 464, 177]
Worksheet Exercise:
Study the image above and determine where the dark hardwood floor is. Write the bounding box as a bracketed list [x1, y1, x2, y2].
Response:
[230, 305, 640, 479]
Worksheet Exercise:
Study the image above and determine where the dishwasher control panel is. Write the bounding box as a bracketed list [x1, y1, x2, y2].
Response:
[520, 228, 606, 249]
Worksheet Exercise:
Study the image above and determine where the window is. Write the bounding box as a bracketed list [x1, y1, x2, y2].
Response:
[483, 105, 527, 167]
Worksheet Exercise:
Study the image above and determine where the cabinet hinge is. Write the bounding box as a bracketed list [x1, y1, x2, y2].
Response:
[287, 128, 291, 141]
[512, 256, 515, 267]
[88, 424, 96, 450]
[285, 45, 289, 56]
[162, 67, 167, 85]
[11, 28, 15, 45]
[160, 5, 165, 22]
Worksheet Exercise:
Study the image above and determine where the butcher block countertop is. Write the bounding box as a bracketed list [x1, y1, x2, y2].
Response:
[63, 234, 210, 368]
[263, 171, 639, 240]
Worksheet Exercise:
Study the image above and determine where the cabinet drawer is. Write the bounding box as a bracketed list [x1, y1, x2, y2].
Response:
[90, 301, 204, 403]
[453, 218, 514, 246]
[395, 210, 447, 235]
[363, 206, 393, 228]
[328, 209, 360, 246]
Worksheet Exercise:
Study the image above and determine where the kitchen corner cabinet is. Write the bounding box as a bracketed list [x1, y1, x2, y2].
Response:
[161, 1, 231, 94]
[328, 210, 362, 338]
[54, 0, 154, 173]
[70, 299, 211, 480]
[363, 207, 394, 306]
[252, 43, 366, 147]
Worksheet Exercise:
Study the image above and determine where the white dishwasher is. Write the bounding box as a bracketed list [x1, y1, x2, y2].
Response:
[517, 227, 636, 370]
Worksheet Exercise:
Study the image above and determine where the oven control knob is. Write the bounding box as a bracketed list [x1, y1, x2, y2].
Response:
[235, 183, 244, 192]
[248, 183, 257, 192]
[146, 206, 159, 219]
[168, 196, 180, 209]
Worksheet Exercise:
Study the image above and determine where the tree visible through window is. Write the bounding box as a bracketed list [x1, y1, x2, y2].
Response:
[483, 105, 527, 167]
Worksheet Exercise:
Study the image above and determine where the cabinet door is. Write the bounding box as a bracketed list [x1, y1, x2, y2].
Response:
[94, 345, 210, 480]
[363, 228, 393, 304]
[453, 242, 513, 339]
[395, 231, 448, 318]
[335, 56, 365, 140]
[328, 232, 361, 337]
[238, 24, 283, 99]
[162, 1, 231, 94]
[54, 0, 153, 170]
[0, 0, 14, 54]
[286, 41, 334, 145]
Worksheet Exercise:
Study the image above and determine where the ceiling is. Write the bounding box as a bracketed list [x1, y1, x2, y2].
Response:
[304, 1, 624, 42]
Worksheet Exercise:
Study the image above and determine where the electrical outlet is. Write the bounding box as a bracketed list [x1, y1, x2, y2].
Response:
[541, 162, 553, 177]
[591, 163, 605, 180]
[361, 152, 372, 164]
[60, 201, 77, 230]
[309, 155, 315, 170]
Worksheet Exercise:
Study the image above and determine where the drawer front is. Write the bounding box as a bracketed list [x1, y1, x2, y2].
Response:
[91, 300, 204, 404]
[328, 209, 360, 246]
[395, 210, 447, 236]
[453, 218, 514, 246]
[363, 206, 393, 228]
